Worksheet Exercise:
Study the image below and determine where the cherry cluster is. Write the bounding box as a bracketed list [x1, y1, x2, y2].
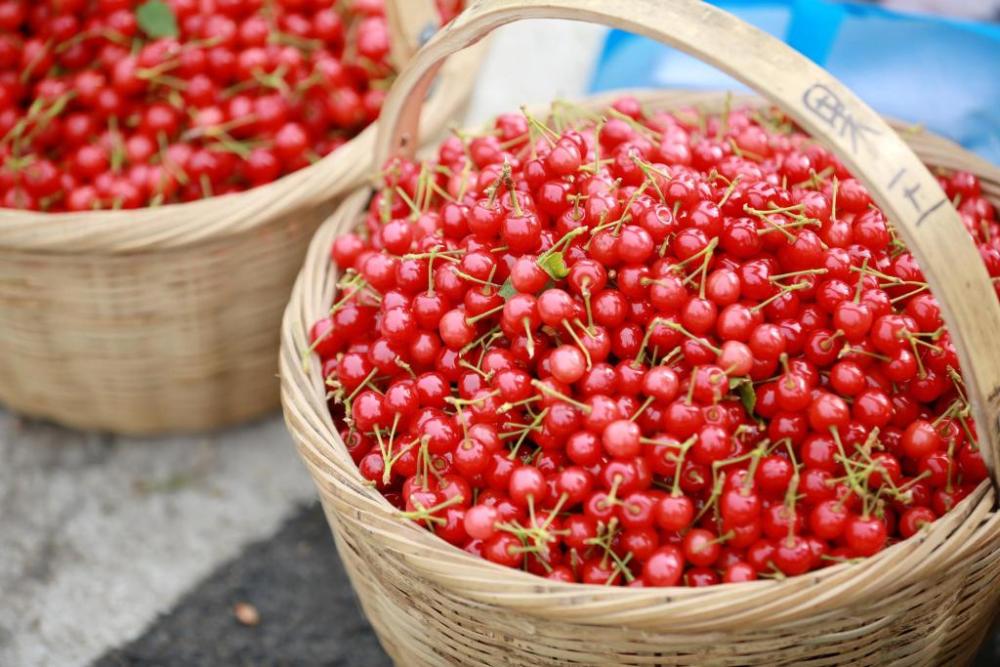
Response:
[310, 96, 998, 587]
[0, 0, 461, 211]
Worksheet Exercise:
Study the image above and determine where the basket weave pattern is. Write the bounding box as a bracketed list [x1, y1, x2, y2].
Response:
[281, 91, 1000, 666]
[0, 16, 483, 434]
[1, 204, 330, 432]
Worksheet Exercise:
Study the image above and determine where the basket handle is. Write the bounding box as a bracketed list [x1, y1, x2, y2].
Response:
[375, 0, 1000, 480]
[384, 0, 442, 71]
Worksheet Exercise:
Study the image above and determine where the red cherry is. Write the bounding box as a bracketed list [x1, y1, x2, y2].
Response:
[508, 466, 547, 507]
[899, 506, 936, 539]
[844, 516, 888, 557]
[642, 545, 685, 586]
[655, 494, 694, 532]
[299, 94, 1000, 587]
[602, 419, 641, 459]
[463, 504, 499, 540]
[682, 528, 721, 567]
[772, 535, 812, 576]
[901, 419, 943, 459]
[808, 393, 850, 432]
[482, 533, 523, 568]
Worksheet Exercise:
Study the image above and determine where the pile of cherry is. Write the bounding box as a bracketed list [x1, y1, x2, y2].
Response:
[311, 97, 999, 586]
[0, 0, 460, 211]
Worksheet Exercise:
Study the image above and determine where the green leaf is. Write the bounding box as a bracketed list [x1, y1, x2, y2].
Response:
[733, 380, 756, 416]
[499, 263, 560, 302]
[538, 251, 569, 280]
[136, 0, 178, 39]
[499, 279, 516, 300]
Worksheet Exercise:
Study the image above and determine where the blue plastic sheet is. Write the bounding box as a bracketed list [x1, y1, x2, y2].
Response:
[590, 1, 1000, 164]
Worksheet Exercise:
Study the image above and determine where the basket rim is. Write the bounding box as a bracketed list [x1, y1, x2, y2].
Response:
[280, 89, 1000, 631]
[0, 43, 486, 255]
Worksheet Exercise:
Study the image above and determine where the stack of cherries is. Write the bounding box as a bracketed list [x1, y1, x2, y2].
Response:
[311, 96, 998, 586]
[0, 0, 460, 211]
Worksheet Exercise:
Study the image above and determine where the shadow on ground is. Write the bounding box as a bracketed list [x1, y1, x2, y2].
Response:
[95, 502, 999, 667]
[95, 504, 390, 667]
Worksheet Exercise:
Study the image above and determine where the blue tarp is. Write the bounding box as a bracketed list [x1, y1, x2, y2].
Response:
[590, 1, 999, 164]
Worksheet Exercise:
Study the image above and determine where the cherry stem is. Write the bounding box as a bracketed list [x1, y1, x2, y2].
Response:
[742, 445, 766, 495]
[671, 236, 719, 271]
[502, 168, 524, 217]
[400, 494, 465, 525]
[605, 181, 649, 232]
[848, 263, 925, 288]
[498, 396, 541, 413]
[523, 318, 536, 359]
[374, 413, 401, 485]
[947, 368, 969, 404]
[630, 396, 656, 422]
[889, 285, 930, 303]
[608, 107, 662, 140]
[693, 474, 726, 524]
[404, 248, 466, 260]
[395, 358, 417, 379]
[544, 226, 588, 258]
[461, 325, 502, 356]
[562, 320, 592, 370]
[838, 344, 890, 362]
[829, 427, 876, 518]
[519, 106, 559, 146]
[792, 166, 835, 190]
[717, 174, 743, 208]
[667, 436, 698, 496]
[664, 320, 722, 355]
[530, 380, 592, 414]
[831, 176, 840, 221]
[605, 477, 624, 508]
[770, 268, 827, 281]
[507, 407, 550, 460]
[466, 304, 504, 325]
[631, 155, 670, 202]
[344, 368, 379, 404]
[718, 92, 733, 139]
[751, 281, 810, 314]
[853, 257, 870, 303]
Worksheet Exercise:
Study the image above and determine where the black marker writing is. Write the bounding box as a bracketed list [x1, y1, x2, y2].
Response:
[802, 83, 880, 156]
[888, 167, 948, 226]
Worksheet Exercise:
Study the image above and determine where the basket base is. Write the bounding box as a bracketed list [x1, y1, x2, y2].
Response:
[323, 493, 1000, 667]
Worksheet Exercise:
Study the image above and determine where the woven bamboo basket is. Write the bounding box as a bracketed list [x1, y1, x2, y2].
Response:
[281, 1, 1000, 664]
[0, 0, 484, 435]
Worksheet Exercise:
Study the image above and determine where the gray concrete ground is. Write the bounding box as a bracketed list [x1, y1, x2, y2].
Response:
[94, 504, 391, 667]
[0, 412, 315, 667]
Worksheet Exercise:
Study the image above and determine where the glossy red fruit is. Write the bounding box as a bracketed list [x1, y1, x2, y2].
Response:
[642, 545, 685, 586]
[845, 516, 888, 557]
[309, 95, 999, 589]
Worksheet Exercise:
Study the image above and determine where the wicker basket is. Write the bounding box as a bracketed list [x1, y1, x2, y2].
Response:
[281, 1, 1000, 664]
[0, 0, 484, 435]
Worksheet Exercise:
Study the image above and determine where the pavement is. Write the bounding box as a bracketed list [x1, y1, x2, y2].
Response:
[94, 504, 392, 667]
[1, 11, 999, 667]
[0, 412, 315, 667]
